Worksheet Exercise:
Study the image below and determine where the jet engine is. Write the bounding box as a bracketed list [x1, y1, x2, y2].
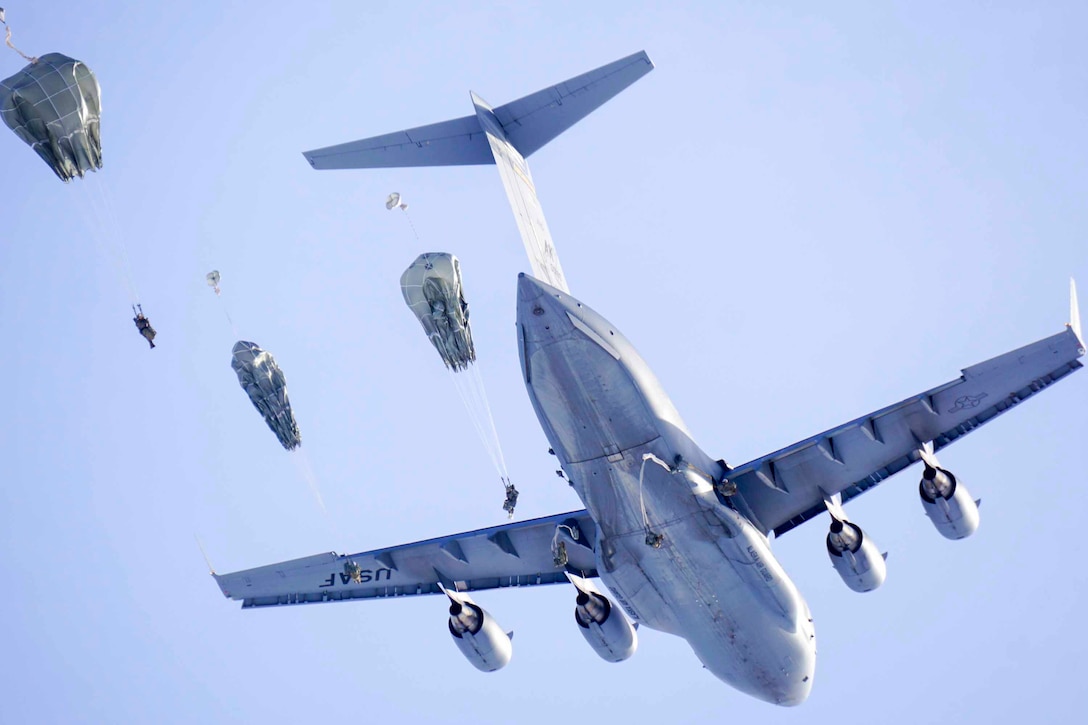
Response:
[568, 573, 637, 662]
[826, 519, 887, 593]
[918, 445, 980, 540]
[444, 588, 512, 672]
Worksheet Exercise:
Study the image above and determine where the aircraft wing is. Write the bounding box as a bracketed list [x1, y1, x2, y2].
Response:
[729, 324, 1084, 537]
[214, 510, 596, 610]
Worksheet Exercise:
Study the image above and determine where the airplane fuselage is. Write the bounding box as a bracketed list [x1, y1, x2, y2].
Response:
[516, 274, 816, 706]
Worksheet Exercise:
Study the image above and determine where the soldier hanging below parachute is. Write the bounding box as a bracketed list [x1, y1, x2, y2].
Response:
[231, 341, 301, 451]
[133, 305, 156, 349]
[3, 9, 152, 349]
[394, 197, 518, 516]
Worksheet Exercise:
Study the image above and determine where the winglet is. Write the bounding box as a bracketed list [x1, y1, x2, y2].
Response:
[1070, 278, 1083, 345]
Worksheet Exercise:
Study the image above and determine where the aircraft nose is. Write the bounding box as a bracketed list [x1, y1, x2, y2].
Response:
[773, 673, 814, 707]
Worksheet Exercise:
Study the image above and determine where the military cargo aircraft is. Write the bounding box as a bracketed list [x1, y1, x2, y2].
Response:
[214, 52, 1084, 706]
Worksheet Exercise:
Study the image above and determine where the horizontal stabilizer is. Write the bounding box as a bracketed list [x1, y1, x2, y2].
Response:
[493, 50, 654, 158]
[302, 50, 654, 170]
[304, 115, 493, 169]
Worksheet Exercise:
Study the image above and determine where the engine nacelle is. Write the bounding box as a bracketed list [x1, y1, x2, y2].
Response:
[444, 589, 512, 672]
[919, 464, 980, 540]
[568, 573, 637, 662]
[826, 520, 887, 593]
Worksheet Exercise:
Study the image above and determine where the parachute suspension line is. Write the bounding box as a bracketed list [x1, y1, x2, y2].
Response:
[70, 182, 139, 304]
[202, 271, 240, 338]
[467, 363, 508, 476]
[293, 448, 326, 515]
[88, 174, 140, 302]
[399, 207, 420, 243]
[638, 453, 673, 548]
[221, 304, 239, 339]
[216, 294, 240, 339]
[448, 366, 507, 478]
[448, 362, 518, 516]
[291, 448, 346, 540]
[4, 23, 39, 65]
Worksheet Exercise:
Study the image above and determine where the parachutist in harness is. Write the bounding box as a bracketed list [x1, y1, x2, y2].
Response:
[502, 479, 519, 518]
[132, 304, 156, 349]
[343, 559, 363, 584]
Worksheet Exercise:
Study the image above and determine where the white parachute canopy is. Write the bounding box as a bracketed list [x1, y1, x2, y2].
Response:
[385, 192, 408, 210]
[206, 269, 221, 295]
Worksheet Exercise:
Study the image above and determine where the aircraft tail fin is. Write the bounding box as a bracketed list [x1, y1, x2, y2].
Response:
[302, 51, 655, 293]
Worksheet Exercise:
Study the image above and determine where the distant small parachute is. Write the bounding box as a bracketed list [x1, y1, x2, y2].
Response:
[385, 192, 408, 211]
[231, 341, 301, 450]
[206, 270, 221, 295]
[401, 253, 475, 371]
[1, 52, 102, 181]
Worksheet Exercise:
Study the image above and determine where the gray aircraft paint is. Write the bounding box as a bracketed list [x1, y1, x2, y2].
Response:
[217, 51, 1085, 707]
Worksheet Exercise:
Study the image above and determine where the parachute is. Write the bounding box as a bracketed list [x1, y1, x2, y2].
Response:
[1, 16, 143, 317]
[385, 192, 408, 211]
[231, 341, 301, 451]
[1, 52, 102, 182]
[400, 249, 517, 516]
[401, 253, 475, 371]
[206, 270, 221, 295]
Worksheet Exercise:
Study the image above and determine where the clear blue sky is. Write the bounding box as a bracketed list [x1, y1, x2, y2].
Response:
[1, 2, 1085, 722]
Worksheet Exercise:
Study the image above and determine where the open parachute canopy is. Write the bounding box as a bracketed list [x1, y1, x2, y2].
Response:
[206, 270, 221, 295]
[1, 52, 102, 181]
[231, 341, 301, 451]
[401, 253, 476, 371]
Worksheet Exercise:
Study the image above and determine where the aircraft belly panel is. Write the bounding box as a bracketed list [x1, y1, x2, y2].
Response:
[527, 337, 659, 464]
[599, 511, 815, 704]
[516, 273, 814, 704]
